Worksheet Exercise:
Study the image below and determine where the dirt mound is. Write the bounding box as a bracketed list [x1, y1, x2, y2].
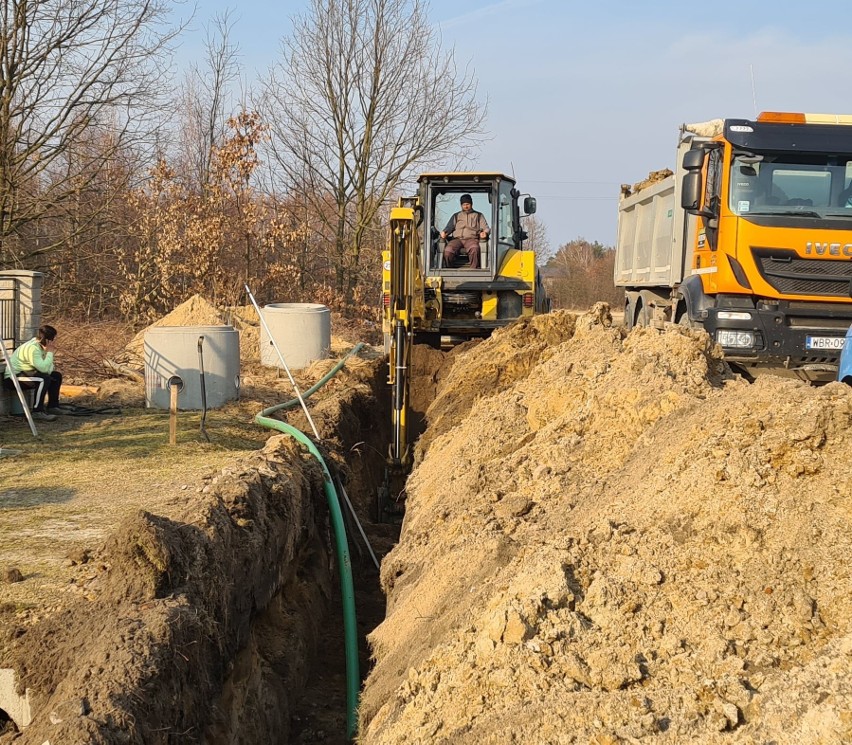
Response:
[2, 435, 331, 744]
[415, 308, 581, 457]
[122, 295, 227, 365]
[359, 307, 852, 743]
[632, 168, 673, 194]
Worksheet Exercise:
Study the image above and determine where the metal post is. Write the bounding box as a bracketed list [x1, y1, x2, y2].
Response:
[197, 336, 210, 442]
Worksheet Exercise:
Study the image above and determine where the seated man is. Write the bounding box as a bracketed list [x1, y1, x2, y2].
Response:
[440, 193, 489, 268]
[3, 324, 63, 421]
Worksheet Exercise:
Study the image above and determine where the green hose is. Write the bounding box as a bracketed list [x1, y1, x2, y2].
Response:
[254, 343, 365, 739]
[259, 342, 365, 417]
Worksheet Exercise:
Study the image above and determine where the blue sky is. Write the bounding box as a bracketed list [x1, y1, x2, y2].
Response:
[176, 0, 852, 248]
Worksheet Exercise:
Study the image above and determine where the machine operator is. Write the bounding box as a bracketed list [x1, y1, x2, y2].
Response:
[440, 193, 489, 269]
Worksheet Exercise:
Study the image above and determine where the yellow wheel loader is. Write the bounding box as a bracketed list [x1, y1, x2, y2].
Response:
[379, 172, 549, 518]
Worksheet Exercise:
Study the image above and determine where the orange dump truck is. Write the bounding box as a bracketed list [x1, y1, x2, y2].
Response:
[616, 113, 852, 382]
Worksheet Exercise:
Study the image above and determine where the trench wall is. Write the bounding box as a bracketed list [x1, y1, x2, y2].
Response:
[4, 435, 336, 744]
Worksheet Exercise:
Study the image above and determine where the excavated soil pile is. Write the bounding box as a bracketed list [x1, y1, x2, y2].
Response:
[359, 306, 852, 744]
[624, 169, 674, 197]
[4, 437, 331, 744]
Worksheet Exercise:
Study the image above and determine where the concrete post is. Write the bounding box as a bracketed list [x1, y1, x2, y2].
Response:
[0, 270, 43, 414]
[0, 270, 43, 345]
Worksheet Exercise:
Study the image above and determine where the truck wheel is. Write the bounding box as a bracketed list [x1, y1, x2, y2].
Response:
[624, 298, 634, 329]
[676, 300, 695, 328]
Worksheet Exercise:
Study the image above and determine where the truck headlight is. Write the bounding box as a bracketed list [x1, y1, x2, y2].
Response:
[717, 329, 755, 348]
[717, 311, 753, 321]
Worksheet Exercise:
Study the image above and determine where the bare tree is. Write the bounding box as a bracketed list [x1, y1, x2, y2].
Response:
[177, 11, 241, 194]
[523, 214, 552, 261]
[260, 0, 487, 299]
[0, 0, 183, 268]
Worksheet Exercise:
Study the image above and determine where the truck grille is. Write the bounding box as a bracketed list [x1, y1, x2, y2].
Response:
[752, 248, 852, 297]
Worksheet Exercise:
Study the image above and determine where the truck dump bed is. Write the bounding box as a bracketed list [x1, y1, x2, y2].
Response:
[614, 132, 705, 290]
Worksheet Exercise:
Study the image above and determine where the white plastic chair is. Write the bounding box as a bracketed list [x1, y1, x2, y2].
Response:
[13, 376, 45, 413]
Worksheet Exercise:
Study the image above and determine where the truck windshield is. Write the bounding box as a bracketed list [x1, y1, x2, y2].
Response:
[729, 153, 852, 219]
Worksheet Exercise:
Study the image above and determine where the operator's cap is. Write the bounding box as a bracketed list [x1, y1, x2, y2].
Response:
[460, 193, 473, 205]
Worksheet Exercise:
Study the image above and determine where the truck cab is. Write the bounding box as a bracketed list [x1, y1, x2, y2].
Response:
[617, 112, 852, 383]
[680, 113, 852, 380]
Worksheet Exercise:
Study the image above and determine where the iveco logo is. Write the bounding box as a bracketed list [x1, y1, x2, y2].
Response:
[804, 242, 852, 256]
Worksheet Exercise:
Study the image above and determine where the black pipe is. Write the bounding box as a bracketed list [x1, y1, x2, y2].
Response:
[197, 336, 210, 442]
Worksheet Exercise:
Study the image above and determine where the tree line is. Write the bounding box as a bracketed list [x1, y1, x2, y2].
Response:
[542, 238, 622, 311]
[0, 0, 615, 325]
[525, 221, 621, 311]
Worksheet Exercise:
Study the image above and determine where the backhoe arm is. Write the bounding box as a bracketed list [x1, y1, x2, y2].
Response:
[387, 206, 417, 470]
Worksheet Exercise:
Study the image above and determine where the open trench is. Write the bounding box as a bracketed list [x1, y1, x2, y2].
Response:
[275, 362, 410, 745]
[205, 363, 406, 745]
[193, 344, 451, 744]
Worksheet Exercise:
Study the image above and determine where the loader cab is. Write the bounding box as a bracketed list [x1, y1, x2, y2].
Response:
[420, 173, 525, 276]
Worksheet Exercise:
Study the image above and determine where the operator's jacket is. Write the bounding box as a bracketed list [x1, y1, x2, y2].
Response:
[443, 210, 489, 240]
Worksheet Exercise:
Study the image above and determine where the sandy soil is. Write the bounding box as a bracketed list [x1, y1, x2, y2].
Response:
[3, 298, 851, 744]
[359, 305, 852, 744]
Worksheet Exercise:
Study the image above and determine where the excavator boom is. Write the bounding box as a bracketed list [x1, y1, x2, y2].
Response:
[379, 203, 420, 517]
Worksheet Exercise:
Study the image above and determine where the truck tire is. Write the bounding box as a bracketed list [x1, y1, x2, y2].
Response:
[624, 296, 636, 329]
[676, 300, 696, 329]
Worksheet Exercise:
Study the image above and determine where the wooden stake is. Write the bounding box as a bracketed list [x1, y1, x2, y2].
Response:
[169, 382, 178, 445]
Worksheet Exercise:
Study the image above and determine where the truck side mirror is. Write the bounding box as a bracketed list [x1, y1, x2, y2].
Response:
[681, 147, 707, 213]
[682, 171, 702, 211]
[523, 196, 537, 215]
[682, 148, 705, 171]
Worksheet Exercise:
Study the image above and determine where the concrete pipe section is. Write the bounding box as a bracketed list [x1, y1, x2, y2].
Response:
[260, 303, 331, 371]
[144, 325, 240, 410]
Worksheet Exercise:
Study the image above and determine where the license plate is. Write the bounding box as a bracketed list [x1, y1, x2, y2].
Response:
[805, 336, 846, 351]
